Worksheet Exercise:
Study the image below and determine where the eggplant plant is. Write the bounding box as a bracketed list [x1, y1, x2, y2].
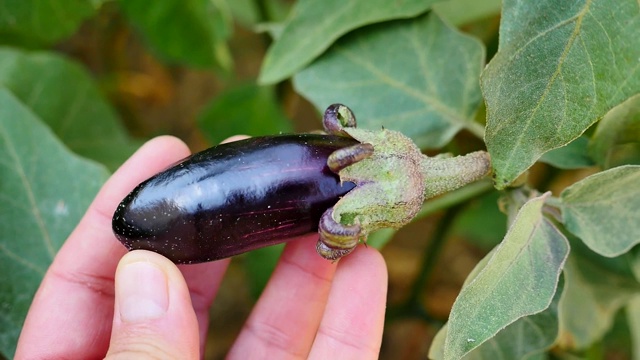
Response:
[1, 0, 640, 359]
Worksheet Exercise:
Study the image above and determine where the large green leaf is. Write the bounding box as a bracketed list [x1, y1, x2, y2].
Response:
[443, 193, 569, 359]
[558, 253, 640, 350]
[294, 12, 486, 149]
[482, 0, 640, 189]
[0, 89, 109, 358]
[118, 0, 232, 69]
[589, 94, 640, 169]
[431, 277, 564, 360]
[560, 165, 640, 257]
[0, 47, 139, 171]
[259, 0, 439, 84]
[197, 83, 292, 144]
[0, 0, 102, 46]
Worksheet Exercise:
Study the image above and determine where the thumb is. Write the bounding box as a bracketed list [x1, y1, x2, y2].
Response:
[106, 250, 199, 359]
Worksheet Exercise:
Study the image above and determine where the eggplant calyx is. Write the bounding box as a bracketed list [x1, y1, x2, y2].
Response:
[316, 104, 492, 261]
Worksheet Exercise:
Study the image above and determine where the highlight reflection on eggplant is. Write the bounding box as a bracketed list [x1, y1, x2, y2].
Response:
[112, 134, 357, 264]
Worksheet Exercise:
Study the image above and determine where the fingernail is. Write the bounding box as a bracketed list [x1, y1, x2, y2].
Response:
[116, 261, 169, 323]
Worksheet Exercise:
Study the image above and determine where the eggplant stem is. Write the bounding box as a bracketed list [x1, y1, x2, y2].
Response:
[420, 151, 492, 200]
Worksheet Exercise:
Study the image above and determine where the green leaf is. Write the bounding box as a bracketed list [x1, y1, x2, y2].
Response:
[0, 0, 102, 46]
[558, 252, 640, 350]
[431, 277, 564, 360]
[464, 278, 563, 359]
[0, 88, 109, 358]
[569, 231, 640, 281]
[294, 12, 486, 149]
[539, 136, 595, 169]
[0, 47, 139, 171]
[197, 84, 292, 144]
[118, 0, 233, 69]
[433, 0, 501, 26]
[560, 165, 640, 257]
[259, 0, 439, 84]
[444, 193, 569, 359]
[589, 94, 640, 169]
[482, 0, 640, 189]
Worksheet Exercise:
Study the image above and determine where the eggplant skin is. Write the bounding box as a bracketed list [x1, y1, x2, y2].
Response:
[112, 134, 357, 264]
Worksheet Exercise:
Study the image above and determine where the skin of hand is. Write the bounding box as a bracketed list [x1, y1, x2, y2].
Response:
[15, 136, 388, 359]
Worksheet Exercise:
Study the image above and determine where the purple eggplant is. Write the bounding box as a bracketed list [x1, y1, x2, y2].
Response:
[112, 134, 357, 264]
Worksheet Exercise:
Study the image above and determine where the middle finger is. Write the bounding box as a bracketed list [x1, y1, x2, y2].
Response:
[227, 235, 337, 359]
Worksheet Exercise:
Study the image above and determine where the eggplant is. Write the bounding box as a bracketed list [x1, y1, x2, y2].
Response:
[112, 134, 357, 264]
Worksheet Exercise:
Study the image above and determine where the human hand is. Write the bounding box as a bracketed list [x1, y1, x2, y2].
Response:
[15, 136, 388, 359]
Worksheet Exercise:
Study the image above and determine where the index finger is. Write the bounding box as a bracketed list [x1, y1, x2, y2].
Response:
[16, 136, 192, 359]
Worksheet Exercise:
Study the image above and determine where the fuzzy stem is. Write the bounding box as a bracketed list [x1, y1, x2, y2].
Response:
[416, 179, 494, 219]
[420, 151, 492, 200]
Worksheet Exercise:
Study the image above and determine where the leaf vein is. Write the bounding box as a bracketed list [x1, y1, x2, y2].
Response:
[503, 0, 592, 169]
[0, 243, 46, 275]
[336, 44, 469, 128]
[0, 117, 56, 259]
[58, 80, 89, 138]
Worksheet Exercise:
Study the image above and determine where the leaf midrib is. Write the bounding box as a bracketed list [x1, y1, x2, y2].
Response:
[501, 0, 593, 175]
[0, 118, 56, 260]
[336, 43, 470, 129]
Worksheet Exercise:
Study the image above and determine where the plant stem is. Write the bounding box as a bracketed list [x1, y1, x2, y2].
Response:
[416, 179, 494, 220]
[421, 151, 492, 199]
